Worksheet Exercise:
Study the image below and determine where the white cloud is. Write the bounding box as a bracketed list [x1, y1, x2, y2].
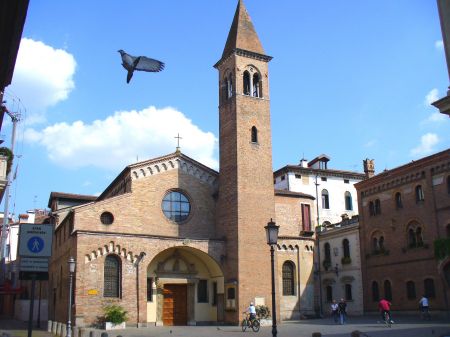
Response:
[8, 38, 76, 124]
[426, 112, 447, 123]
[364, 139, 376, 147]
[410, 133, 439, 157]
[24, 106, 218, 170]
[425, 88, 439, 106]
[435, 40, 444, 50]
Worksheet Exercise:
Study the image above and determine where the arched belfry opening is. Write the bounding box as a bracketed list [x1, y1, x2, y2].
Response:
[146, 247, 224, 326]
[242, 67, 262, 98]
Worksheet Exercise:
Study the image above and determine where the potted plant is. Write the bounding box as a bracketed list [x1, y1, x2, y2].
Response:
[255, 305, 271, 326]
[322, 259, 331, 271]
[103, 304, 127, 330]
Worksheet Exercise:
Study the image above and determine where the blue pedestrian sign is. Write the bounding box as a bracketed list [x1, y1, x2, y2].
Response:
[19, 224, 53, 257]
[27, 237, 44, 253]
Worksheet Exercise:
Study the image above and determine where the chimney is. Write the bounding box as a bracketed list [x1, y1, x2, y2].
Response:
[363, 159, 375, 179]
[299, 158, 308, 168]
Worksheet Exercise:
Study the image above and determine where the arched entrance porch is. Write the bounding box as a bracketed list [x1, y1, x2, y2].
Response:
[146, 246, 224, 326]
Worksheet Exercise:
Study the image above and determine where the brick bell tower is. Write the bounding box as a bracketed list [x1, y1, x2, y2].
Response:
[214, 0, 275, 323]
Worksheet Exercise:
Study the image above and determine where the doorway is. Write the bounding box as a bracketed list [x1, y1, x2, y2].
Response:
[162, 284, 187, 325]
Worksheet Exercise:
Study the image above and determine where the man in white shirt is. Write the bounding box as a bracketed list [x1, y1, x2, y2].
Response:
[330, 300, 339, 323]
[419, 295, 430, 320]
[247, 302, 257, 321]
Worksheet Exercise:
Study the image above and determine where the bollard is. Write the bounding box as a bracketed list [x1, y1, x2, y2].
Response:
[351, 331, 361, 337]
[312, 333, 322, 337]
[61, 323, 67, 337]
[47, 320, 52, 332]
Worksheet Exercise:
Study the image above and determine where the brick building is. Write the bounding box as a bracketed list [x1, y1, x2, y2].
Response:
[48, 1, 317, 327]
[355, 149, 450, 314]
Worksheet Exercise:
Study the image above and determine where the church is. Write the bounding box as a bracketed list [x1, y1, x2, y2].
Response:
[48, 1, 317, 327]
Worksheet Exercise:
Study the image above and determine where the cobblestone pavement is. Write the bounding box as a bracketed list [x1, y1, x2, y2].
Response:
[1, 315, 450, 337]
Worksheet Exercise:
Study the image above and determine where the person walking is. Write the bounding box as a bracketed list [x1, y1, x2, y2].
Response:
[419, 295, 430, 320]
[330, 300, 339, 324]
[338, 298, 347, 325]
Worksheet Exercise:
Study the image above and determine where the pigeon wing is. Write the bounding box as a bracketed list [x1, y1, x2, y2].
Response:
[135, 56, 165, 72]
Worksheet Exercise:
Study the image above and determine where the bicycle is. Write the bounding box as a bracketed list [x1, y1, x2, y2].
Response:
[383, 311, 393, 328]
[241, 313, 260, 332]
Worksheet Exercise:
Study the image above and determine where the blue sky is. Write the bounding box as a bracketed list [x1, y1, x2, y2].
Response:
[2, 0, 449, 216]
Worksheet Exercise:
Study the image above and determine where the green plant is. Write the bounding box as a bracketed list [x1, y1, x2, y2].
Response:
[434, 238, 450, 260]
[322, 259, 331, 270]
[103, 304, 128, 324]
[341, 256, 351, 265]
[0, 147, 13, 176]
[255, 305, 270, 319]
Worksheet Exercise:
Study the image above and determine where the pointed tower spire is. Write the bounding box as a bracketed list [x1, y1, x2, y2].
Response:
[221, 0, 266, 59]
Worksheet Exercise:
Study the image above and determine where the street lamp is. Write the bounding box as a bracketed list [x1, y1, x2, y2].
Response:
[67, 257, 76, 337]
[265, 218, 279, 337]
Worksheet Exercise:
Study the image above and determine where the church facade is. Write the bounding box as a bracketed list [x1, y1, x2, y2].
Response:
[48, 1, 317, 327]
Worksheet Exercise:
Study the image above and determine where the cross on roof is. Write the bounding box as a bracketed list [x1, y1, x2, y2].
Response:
[175, 133, 182, 153]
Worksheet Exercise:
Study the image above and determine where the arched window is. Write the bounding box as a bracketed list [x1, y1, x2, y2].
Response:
[415, 185, 425, 202]
[406, 281, 416, 299]
[372, 237, 379, 252]
[344, 191, 353, 211]
[372, 281, 380, 302]
[416, 227, 423, 246]
[343, 239, 350, 258]
[345, 284, 353, 301]
[447, 176, 450, 194]
[326, 285, 333, 302]
[227, 75, 233, 98]
[379, 236, 384, 250]
[369, 201, 375, 216]
[395, 192, 402, 209]
[104, 255, 121, 298]
[324, 243, 331, 261]
[252, 73, 260, 97]
[408, 228, 417, 248]
[222, 76, 228, 102]
[443, 263, 450, 287]
[251, 126, 258, 143]
[243, 71, 250, 96]
[424, 278, 435, 298]
[282, 261, 295, 296]
[375, 199, 381, 215]
[322, 189, 330, 209]
[384, 280, 392, 301]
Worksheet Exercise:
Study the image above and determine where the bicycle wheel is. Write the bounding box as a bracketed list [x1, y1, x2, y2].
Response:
[384, 312, 391, 328]
[251, 319, 260, 332]
[241, 319, 248, 332]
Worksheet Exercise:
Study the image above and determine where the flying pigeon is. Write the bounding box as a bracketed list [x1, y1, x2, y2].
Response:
[118, 49, 165, 83]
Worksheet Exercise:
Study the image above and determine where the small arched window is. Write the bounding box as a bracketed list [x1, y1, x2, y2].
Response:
[406, 281, 416, 299]
[343, 239, 350, 258]
[344, 191, 353, 211]
[415, 185, 425, 203]
[369, 201, 375, 216]
[324, 242, 331, 262]
[322, 189, 330, 209]
[252, 73, 260, 97]
[395, 192, 402, 209]
[424, 278, 435, 298]
[408, 228, 417, 248]
[372, 281, 380, 302]
[282, 261, 295, 296]
[374, 199, 381, 215]
[326, 285, 333, 302]
[251, 126, 258, 143]
[384, 280, 392, 301]
[104, 255, 121, 298]
[243, 71, 251, 95]
[416, 227, 423, 246]
[345, 284, 353, 301]
[227, 75, 233, 98]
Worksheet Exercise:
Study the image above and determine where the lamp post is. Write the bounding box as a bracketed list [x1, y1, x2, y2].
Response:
[265, 218, 279, 337]
[67, 257, 76, 337]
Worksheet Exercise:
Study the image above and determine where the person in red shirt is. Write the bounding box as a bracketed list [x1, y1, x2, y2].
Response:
[378, 298, 393, 323]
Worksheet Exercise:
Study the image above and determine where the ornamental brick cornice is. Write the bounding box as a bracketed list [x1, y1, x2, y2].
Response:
[129, 152, 218, 187]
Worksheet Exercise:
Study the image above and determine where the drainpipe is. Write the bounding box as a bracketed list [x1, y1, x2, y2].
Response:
[314, 174, 323, 317]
